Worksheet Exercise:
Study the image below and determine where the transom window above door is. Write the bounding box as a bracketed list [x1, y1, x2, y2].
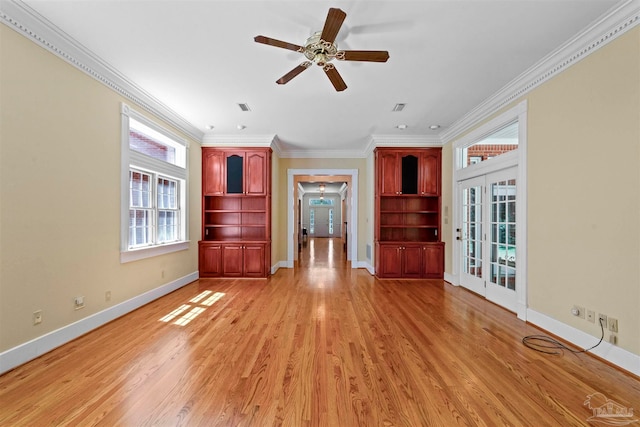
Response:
[461, 121, 519, 168]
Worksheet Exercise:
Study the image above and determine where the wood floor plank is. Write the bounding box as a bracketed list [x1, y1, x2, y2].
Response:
[1, 237, 639, 426]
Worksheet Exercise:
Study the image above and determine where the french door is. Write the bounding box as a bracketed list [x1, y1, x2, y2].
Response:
[459, 167, 518, 312]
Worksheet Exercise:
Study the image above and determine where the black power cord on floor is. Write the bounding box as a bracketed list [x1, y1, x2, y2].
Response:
[522, 317, 605, 355]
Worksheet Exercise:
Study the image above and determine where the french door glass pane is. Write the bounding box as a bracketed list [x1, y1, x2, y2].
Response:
[489, 180, 516, 290]
[462, 185, 482, 278]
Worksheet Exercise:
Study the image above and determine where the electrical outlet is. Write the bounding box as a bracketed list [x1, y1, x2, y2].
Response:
[587, 310, 595, 323]
[609, 334, 617, 345]
[598, 314, 607, 328]
[74, 296, 85, 310]
[33, 310, 43, 325]
[608, 318, 618, 333]
[105, 291, 112, 302]
[571, 305, 585, 318]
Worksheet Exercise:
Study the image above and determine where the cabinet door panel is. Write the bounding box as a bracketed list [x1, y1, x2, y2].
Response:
[400, 154, 419, 195]
[226, 153, 244, 194]
[203, 150, 225, 195]
[423, 243, 444, 278]
[378, 245, 402, 277]
[244, 244, 265, 277]
[222, 244, 244, 276]
[245, 152, 267, 195]
[200, 244, 222, 276]
[420, 150, 441, 196]
[402, 245, 423, 278]
[378, 152, 399, 196]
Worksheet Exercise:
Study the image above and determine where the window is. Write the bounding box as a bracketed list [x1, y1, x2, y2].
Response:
[309, 209, 315, 235]
[461, 121, 518, 168]
[121, 104, 189, 262]
[309, 198, 334, 206]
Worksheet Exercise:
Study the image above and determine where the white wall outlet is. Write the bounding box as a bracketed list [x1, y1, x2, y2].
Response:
[571, 305, 585, 318]
[608, 318, 618, 333]
[33, 310, 42, 325]
[105, 291, 112, 302]
[586, 310, 595, 323]
[74, 296, 85, 310]
[598, 314, 607, 328]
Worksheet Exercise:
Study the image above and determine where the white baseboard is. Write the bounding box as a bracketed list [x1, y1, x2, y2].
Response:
[0, 271, 199, 375]
[526, 308, 640, 377]
[444, 272, 457, 285]
[271, 261, 290, 275]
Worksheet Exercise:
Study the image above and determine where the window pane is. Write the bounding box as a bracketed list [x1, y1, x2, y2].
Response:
[129, 208, 152, 247]
[130, 171, 152, 208]
[462, 122, 518, 168]
[129, 118, 185, 168]
[158, 210, 178, 243]
[157, 177, 177, 210]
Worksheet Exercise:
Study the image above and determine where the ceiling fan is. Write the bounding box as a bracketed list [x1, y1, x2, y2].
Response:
[254, 8, 390, 92]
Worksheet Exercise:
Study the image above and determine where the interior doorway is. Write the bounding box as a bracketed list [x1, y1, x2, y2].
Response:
[287, 169, 359, 269]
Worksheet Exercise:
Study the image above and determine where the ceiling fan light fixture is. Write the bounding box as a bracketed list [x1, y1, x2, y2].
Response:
[303, 31, 338, 66]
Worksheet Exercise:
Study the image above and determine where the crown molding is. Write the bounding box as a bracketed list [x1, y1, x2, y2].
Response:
[201, 133, 276, 148]
[0, 0, 204, 143]
[440, 0, 640, 144]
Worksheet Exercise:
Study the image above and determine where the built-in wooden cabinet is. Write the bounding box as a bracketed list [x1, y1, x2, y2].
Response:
[375, 147, 444, 279]
[199, 147, 271, 278]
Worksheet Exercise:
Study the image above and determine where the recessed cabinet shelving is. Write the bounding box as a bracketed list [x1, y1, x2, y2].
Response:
[199, 147, 271, 278]
[375, 147, 444, 279]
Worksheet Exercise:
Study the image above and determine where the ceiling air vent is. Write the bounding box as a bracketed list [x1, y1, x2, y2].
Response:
[238, 103, 251, 112]
[392, 103, 406, 112]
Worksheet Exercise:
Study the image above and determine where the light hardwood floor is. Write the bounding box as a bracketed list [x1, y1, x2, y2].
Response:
[1, 237, 638, 426]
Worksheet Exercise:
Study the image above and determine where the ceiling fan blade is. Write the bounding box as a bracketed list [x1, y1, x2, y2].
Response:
[254, 35, 303, 52]
[276, 62, 312, 85]
[323, 64, 347, 92]
[320, 8, 347, 44]
[337, 50, 390, 62]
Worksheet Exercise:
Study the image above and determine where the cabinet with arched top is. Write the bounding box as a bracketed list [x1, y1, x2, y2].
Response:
[375, 147, 443, 279]
[199, 147, 271, 277]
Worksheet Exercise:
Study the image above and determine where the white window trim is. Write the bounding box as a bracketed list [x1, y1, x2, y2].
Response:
[120, 103, 190, 263]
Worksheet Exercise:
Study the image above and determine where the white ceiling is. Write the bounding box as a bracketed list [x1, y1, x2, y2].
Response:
[15, 0, 624, 156]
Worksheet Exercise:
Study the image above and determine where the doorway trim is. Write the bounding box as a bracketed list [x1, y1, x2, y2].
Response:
[452, 100, 528, 320]
[287, 169, 358, 268]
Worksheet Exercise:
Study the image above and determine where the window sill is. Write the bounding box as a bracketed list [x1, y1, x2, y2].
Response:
[120, 241, 190, 263]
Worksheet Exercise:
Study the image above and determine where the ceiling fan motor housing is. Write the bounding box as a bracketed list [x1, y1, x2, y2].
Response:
[303, 32, 338, 66]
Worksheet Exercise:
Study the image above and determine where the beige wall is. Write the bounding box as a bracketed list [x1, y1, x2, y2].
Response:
[526, 27, 639, 354]
[0, 26, 201, 352]
[270, 152, 281, 266]
[276, 158, 369, 266]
